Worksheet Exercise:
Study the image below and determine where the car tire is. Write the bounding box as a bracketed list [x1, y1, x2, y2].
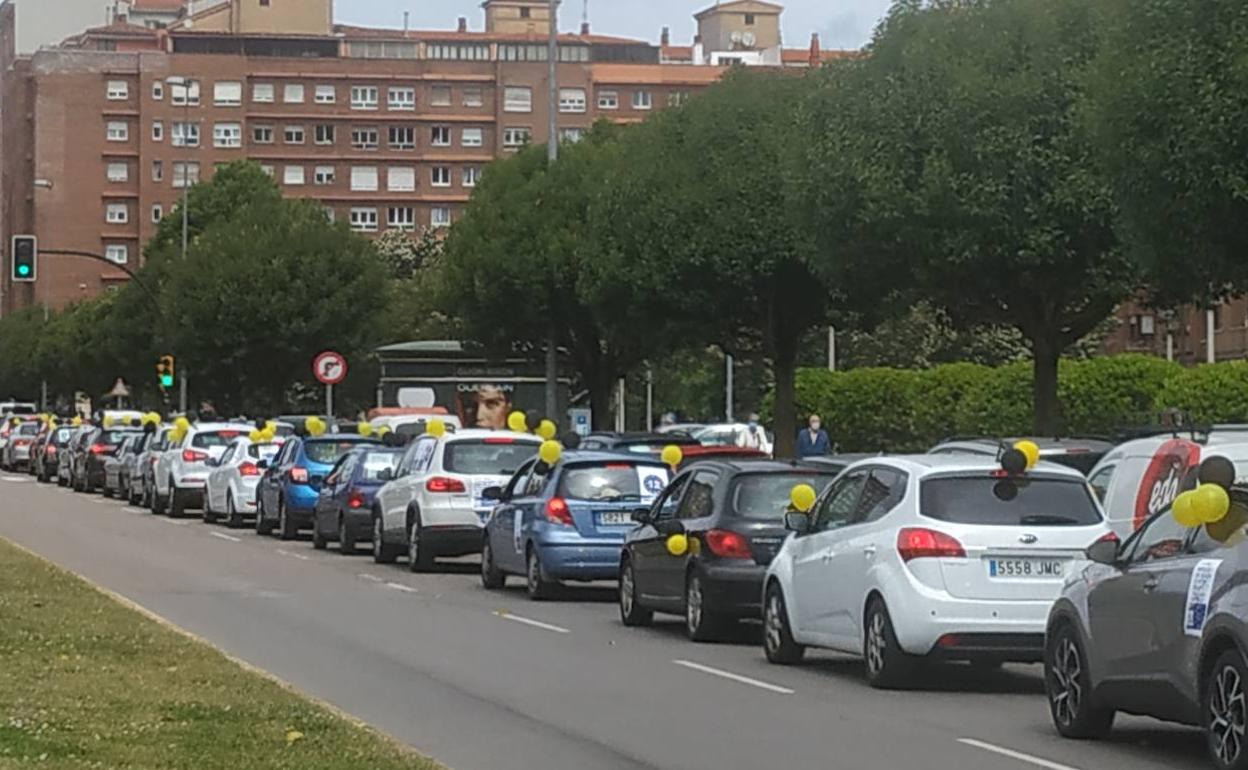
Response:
[685, 572, 727, 643]
[1045, 623, 1114, 739]
[1205, 648, 1248, 769]
[150, 484, 166, 515]
[202, 493, 218, 524]
[618, 558, 652, 627]
[372, 515, 398, 564]
[481, 537, 506, 590]
[407, 511, 435, 573]
[311, 518, 328, 550]
[225, 492, 244, 529]
[338, 515, 357, 556]
[103, 482, 114, 499]
[168, 483, 186, 519]
[526, 546, 556, 601]
[278, 498, 298, 541]
[255, 495, 275, 536]
[763, 583, 805, 665]
[864, 598, 920, 689]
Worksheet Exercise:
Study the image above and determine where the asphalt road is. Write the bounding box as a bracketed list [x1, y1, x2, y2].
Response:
[0, 473, 1211, 770]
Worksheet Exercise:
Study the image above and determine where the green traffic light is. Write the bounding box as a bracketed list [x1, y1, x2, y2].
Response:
[16, 265, 30, 276]
[160, 375, 174, 388]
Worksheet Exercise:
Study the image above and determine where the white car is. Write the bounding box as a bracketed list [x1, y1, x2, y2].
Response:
[762, 454, 1112, 688]
[203, 436, 285, 527]
[370, 414, 462, 443]
[372, 429, 542, 571]
[152, 422, 250, 518]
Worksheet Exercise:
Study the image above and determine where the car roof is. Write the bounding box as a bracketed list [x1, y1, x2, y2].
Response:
[587, 432, 701, 444]
[852, 453, 1090, 480]
[442, 429, 541, 442]
[680, 458, 839, 475]
[304, 434, 380, 443]
[932, 436, 1115, 453]
[188, 422, 251, 433]
[557, 450, 670, 465]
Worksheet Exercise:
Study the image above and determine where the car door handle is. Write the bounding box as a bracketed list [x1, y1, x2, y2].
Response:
[863, 546, 877, 558]
[1143, 578, 1160, 592]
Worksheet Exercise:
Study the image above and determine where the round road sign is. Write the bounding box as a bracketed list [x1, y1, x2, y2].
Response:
[313, 351, 348, 385]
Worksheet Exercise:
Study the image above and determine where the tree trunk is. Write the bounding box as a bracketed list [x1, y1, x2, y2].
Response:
[1031, 334, 1061, 436]
[585, 368, 616, 431]
[772, 344, 799, 459]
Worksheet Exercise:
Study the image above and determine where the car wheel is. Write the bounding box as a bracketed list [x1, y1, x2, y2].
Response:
[481, 537, 506, 590]
[311, 515, 328, 550]
[526, 546, 556, 601]
[1205, 648, 1248, 769]
[618, 558, 652, 627]
[685, 572, 726, 643]
[255, 495, 274, 536]
[372, 515, 398, 564]
[168, 483, 185, 518]
[149, 483, 165, 515]
[1045, 623, 1114, 739]
[338, 515, 357, 556]
[202, 492, 218, 524]
[407, 511, 435, 573]
[102, 482, 114, 499]
[763, 583, 805, 665]
[278, 498, 298, 541]
[863, 598, 919, 689]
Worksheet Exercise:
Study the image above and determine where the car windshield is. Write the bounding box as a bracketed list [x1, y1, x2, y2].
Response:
[443, 440, 538, 476]
[304, 440, 375, 465]
[358, 451, 401, 481]
[192, 429, 245, 448]
[557, 462, 670, 502]
[921, 475, 1102, 526]
[247, 442, 283, 461]
[732, 472, 839, 519]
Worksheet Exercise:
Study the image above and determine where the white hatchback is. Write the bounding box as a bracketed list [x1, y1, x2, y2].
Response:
[153, 423, 251, 518]
[762, 454, 1112, 688]
[203, 436, 285, 527]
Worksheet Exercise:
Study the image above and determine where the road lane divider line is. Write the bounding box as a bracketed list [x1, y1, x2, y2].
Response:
[671, 660, 795, 695]
[210, 532, 242, 543]
[357, 573, 383, 582]
[123, 507, 147, 514]
[493, 611, 570, 634]
[957, 738, 1082, 770]
[384, 582, 419, 594]
[276, 549, 310, 561]
[156, 517, 186, 526]
[3, 476, 29, 482]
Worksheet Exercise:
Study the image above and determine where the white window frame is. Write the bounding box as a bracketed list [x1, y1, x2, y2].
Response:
[105, 204, 129, 224]
[151, 160, 163, 182]
[430, 166, 452, 188]
[597, 90, 618, 110]
[172, 162, 200, 188]
[105, 245, 128, 264]
[351, 85, 379, 110]
[351, 126, 379, 151]
[462, 166, 482, 187]
[431, 126, 452, 147]
[350, 166, 379, 192]
[389, 126, 415, 150]
[284, 125, 305, 145]
[559, 127, 585, 144]
[461, 127, 484, 148]
[106, 162, 129, 183]
[260, 165, 275, 178]
[283, 83, 305, 104]
[151, 121, 163, 142]
[170, 80, 200, 106]
[431, 207, 452, 229]
[387, 167, 416, 192]
[151, 81, 164, 101]
[462, 86, 484, 107]
[387, 207, 415, 231]
[349, 207, 379, 233]
[253, 83, 275, 103]
[314, 166, 336, 185]
[559, 88, 586, 113]
[213, 122, 242, 148]
[314, 124, 336, 145]
[283, 166, 305, 186]
[430, 85, 452, 106]
[314, 84, 336, 104]
[388, 87, 416, 111]
[213, 81, 242, 106]
[632, 90, 653, 110]
[106, 80, 128, 100]
[504, 86, 532, 113]
[253, 125, 274, 144]
[502, 126, 531, 148]
[171, 121, 200, 148]
[106, 121, 129, 142]
[151, 204, 163, 223]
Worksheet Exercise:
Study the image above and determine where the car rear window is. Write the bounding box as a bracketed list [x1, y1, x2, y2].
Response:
[557, 462, 670, 502]
[304, 440, 374, 464]
[191, 429, 245, 449]
[247, 442, 283, 461]
[921, 476, 1102, 526]
[101, 429, 142, 445]
[15, 423, 38, 436]
[359, 451, 401, 481]
[732, 472, 839, 519]
[443, 439, 538, 475]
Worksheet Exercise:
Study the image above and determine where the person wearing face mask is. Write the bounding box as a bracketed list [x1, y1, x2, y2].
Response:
[738, 413, 773, 455]
[796, 414, 830, 458]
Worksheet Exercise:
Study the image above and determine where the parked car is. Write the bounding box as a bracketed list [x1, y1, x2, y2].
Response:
[102, 434, 143, 499]
[256, 434, 382, 539]
[72, 426, 142, 493]
[152, 423, 250, 517]
[579, 432, 703, 455]
[692, 423, 774, 454]
[374, 429, 541, 570]
[762, 454, 1112, 688]
[311, 447, 403, 553]
[929, 436, 1115, 475]
[116, 430, 156, 505]
[135, 426, 174, 507]
[34, 425, 72, 483]
[619, 460, 839, 640]
[58, 426, 93, 488]
[203, 436, 285, 527]
[1044, 492, 1248, 769]
[1, 420, 40, 471]
[482, 451, 672, 599]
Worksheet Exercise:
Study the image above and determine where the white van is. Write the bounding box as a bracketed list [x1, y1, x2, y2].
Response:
[1087, 429, 1248, 539]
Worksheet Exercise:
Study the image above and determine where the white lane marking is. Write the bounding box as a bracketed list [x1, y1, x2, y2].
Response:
[3, 476, 28, 482]
[957, 739, 1082, 770]
[492, 611, 570, 634]
[124, 507, 147, 514]
[671, 660, 795, 695]
[357, 573, 384, 583]
[210, 532, 241, 543]
[90, 498, 114, 505]
[277, 549, 310, 561]
[384, 582, 419, 594]
[156, 517, 186, 526]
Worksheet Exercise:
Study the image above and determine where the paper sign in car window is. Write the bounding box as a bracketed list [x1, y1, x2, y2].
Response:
[637, 467, 670, 504]
[1184, 559, 1222, 637]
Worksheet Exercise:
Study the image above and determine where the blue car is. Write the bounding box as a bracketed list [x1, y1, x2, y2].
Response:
[480, 451, 671, 600]
[311, 446, 403, 554]
[256, 434, 382, 540]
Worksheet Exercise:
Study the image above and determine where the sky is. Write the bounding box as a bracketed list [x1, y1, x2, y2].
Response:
[334, 1, 894, 50]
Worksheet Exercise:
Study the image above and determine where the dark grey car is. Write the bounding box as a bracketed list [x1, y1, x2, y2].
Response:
[1045, 493, 1248, 769]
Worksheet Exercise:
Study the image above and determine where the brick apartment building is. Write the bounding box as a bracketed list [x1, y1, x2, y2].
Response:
[1101, 299, 1248, 366]
[0, 0, 840, 315]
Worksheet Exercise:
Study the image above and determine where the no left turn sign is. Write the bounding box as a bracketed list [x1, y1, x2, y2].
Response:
[313, 351, 348, 385]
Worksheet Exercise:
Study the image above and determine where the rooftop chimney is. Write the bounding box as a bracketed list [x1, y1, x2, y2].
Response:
[809, 32, 821, 67]
[457, 16, 468, 33]
[580, 21, 590, 35]
[660, 25, 670, 46]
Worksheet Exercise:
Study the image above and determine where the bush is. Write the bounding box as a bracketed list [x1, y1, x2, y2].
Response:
[1154, 362, 1248, 425]
[1060, 355, 1182, 436]
[794, 367, 923, 452]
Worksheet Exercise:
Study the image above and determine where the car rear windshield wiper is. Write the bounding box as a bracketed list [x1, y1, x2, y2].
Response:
[596, 493, 643, 502]
[1019, 514, 1083, 525]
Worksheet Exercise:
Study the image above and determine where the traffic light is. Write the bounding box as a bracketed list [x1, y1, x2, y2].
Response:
[11, 235, 36, 282]
[157, 355, 175, 389]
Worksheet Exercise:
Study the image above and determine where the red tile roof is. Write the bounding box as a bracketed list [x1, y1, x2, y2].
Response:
[130, 0, 184, 10]
[780, 48, 856, 65]
[590, 63, 726, 85]
[660, 45, 694, 60]
[333, 24, 645, 46]
[76, 21, 162, 38]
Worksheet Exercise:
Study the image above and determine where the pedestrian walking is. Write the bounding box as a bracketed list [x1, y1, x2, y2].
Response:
[796, 414, 830, 458]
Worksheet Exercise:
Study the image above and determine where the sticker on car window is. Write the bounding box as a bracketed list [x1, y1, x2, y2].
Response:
[1184, 559, 1222, 637]
[637, 467, 669, 503]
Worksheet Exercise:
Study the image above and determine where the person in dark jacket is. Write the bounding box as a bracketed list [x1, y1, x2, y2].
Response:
[796, 414, 831, 458]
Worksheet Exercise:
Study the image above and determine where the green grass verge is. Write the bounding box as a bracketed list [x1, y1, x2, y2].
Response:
[0, 538, 444, 770]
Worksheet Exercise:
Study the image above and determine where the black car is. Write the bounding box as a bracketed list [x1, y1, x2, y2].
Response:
[619, 459, 840, 641]
[580, 432, 702, 455]
[33, 426, 71, 482]
[71, 427, 143, 493]
[311, 446, 403, 554]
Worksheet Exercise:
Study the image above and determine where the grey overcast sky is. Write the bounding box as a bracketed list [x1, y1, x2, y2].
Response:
[334, 1, 893, 50]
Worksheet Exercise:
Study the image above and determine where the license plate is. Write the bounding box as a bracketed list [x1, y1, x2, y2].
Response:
[597, 511, 634, 527]
[988, 558, 1064, 578]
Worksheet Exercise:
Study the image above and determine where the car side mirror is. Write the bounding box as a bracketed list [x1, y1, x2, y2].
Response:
[481, 486, 503, 502]
[377, 467, 394, 482]
[1086, 537, 1120, 566]
[784, 512, 810, 534]
[631, 508, 652, 524]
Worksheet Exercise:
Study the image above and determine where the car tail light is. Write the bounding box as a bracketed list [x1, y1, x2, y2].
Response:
[182, 449, 209, 463]
[239, 462, 261, 477]
[14, 439, 31, 447]
[426, 476, 466, 494]
[1090, 531, 1118, 547]
[288, 467, 309, 484]
[90, 443, 110, 455]
[897, 527, 966, 562]
[545, 497, 573, 526]
[46, 445, 57, 455]
[348, 491, 366, 509]
[704, 529, 753, 559]
[483, 437, 515, 444]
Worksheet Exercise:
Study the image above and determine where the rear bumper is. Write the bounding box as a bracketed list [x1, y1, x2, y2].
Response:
[698, 561, 768, 618]
[284, 484, 320, 515]
[423, 526, 483, 557]
[924, 632, 1046, 662]
[537, 542, 623, 581]
[173, 487, 204, 507]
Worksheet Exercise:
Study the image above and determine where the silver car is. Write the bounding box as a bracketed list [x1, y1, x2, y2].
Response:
[1045, 494, 1248, 769]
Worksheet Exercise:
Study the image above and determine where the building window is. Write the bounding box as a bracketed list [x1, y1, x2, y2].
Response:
[283, 83, 305, 103]
[323, 207, 336, 223]
[349, 208, 378, 232]
[151, 160, 163, 182]
[151, 120, 164, 142]
[284, 125, 305, 144]
[389, 126, 415, 150]
[260, 165, 275, 178]
[151, 81, 164, 101]
[213, 122, 242, 148]
[351, 86, 379, 110]
[431, 207, 452, 228]
[314, 166, 336, 185]
[430, 126, 451, 147]
[350, 166, 379, 192]
[107, 80, 128, 100]
[558, 45, 590, 62]
[504, 86, 532, 113]
[172, 162, 200, 188]
[744, 13, 755, 24]
[520, 6, 530, 18]
[171, 121, 199, 147]
[499, 44, 550, 62]
[558, 127, 584, 143]
[105, 245, 129, 264]
[151, 204, 163, 223]
[213, 81, 242, 106]
[387, 167, 416, 192]
[632, 90, 652, 110]
[388, 87, 415, 110]
[430, 166, 451, 187]
[667, 90, 690, 107]
[314, 124, 336, 145]
[462, 87, 484, 107]
[597, 90, 619, 110]
[387, 207, 415, 231]
[462, 166, 482, 187]
[105, 203, 129, 224]
[253, 83, 275, 103]
[502, 126, 531, 148]
[106, 121, 129, 142]
[253, 125, 274, 144]
[283, 166, 305, 186]
[106, 162, 129, 183]
[170, 80, 200, 106]
[351, 127, 379, 150]
[559, 88, 586, 113]
[314, 84, 336, 104]
[430, 85, 452, 106]
[461, 127, 483, 147]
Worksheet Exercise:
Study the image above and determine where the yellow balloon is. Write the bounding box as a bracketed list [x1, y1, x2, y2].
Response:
[259, 427, 277, 442]
[790, 483, 818, 513]
[71, 416, 83, 427]
[666, 533, 689, 557]
[249, 429, 263, 442]
[358, 422, 374, 437]
[102, 415, 115, 428]
[143, 412, 162, 427]
[537, 419, 558, 441]
[539, 440, 562, 465]
[1014, 440, 1041, 470]
[661, 445, 684, 468]
[305, 417, 327, 437]
[175, 416, 190, 430]
[48, 418, 58, 429]
[1173, 491, 1203, 528]
[1195, 483, 1231, 524]
[376, 425, 392, 437]
[507, 411, 528, 433]
[427, 419, 446, 438]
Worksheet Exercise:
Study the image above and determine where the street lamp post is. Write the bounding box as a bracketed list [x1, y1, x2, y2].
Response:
[166, 76, 194, 414]
[543, 0, 560, 425]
